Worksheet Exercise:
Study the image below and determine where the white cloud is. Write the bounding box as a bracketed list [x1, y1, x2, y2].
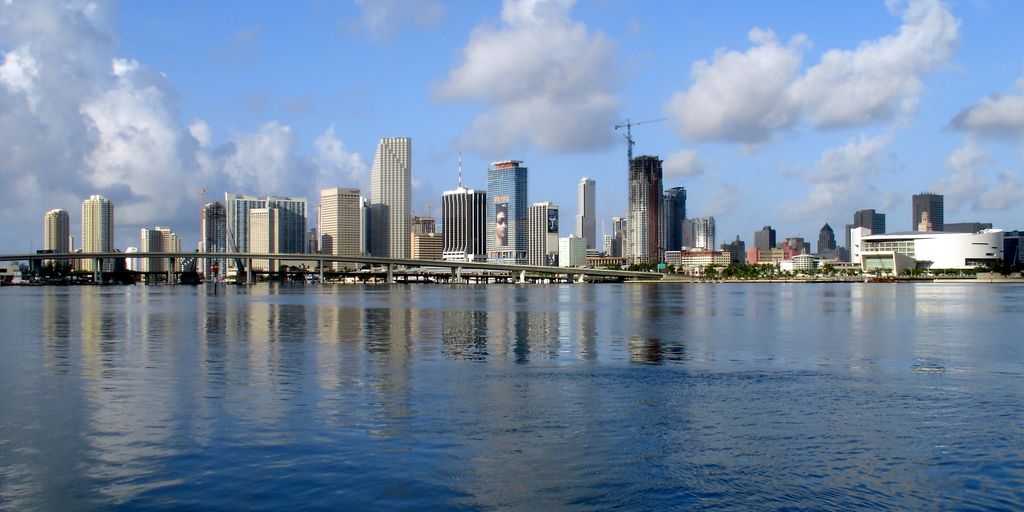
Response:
[979, 171, 1024, 211]
[313, 124, 369, 191]
[933, 141, 1024, 213]
[933, 141, 990, 212]
[950, 75, 1024, 140]
[663, 149, 704, 178]
[436, 0, 620, 155]
[666, 0, 959, 144]
[0, 46, 40, 111]
[0, 0, 366, 249]
[791, 0, 959, 128]
[353, 0, 445, 41]
[666, 28, 805, 144]
[786, 134, 893, 222]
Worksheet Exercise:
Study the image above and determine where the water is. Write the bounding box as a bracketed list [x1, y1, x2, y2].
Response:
[1, 283, 1022, 510]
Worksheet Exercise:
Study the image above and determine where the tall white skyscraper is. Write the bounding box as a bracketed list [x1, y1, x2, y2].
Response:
[320, 187, 363, 270]
[370, 137, 412, 259]
[575, 177, 595, 250]
[82, 195, 114, 272]
[43, 209, 70, 254]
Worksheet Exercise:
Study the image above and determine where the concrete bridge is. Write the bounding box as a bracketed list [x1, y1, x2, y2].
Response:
[0, 251, 663, 284]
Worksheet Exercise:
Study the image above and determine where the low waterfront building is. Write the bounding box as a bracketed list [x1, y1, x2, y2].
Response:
[559, 235, 587, 267]
[860, 230, 1003, 273]
[669, 249, 731, 276]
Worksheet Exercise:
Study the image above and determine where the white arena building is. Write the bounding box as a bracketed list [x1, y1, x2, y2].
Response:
[859, 230, 1004, 274]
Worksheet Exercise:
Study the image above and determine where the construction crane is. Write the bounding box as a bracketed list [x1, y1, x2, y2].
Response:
[614, 117, 666, 164]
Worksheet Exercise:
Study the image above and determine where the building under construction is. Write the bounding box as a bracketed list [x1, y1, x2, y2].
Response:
[627, 155, 664, 265]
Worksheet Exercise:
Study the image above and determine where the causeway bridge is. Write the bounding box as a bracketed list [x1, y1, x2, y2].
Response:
[0, 251, 663, 284]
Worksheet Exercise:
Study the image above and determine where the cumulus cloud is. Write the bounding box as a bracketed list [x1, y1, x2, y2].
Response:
[313, 124, 370, 190]
[663, 149, 705, 178]
[352, 0, 446, 41]
[667, 0, 959, 144]
[666, 28, 805, 144]
[436, 0, 620, 155]
[0, 0, 367, 250]
[785, 134, 893, 222]
[932, 141, 1024, 213]
[950, 75, 1024, 140]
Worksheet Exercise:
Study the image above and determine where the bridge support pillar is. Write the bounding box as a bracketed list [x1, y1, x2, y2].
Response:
[94, 258, 101, 284]
[386, 264, 394, 284]
[319, 260, 324, 284]
[167, 257, 174, 284]
[246, 258, 253, 285]
[566, 273, 574, 284]
[456, 266, 463, 283]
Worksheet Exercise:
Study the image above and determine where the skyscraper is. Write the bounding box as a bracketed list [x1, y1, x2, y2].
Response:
[754, 226, 776, 251]
[817, 223, 836, 254]
[319, 188, 363, 270]
[575, 178, 595, 250]
[370, 137, 412, 258]
[684, 216, 715, 251]
[611, 216, 627, 258]
[663, 187, 686, 252]
[248, 207, 280, 272]
[487, 160, 528, 264]
[140, 227, 180, 273]
[912, 193, 944, 232]
[201, 201, 227, 277]
[265, 196, 308, 254]
[82, 195, 114, 272]
[43, 209, 70, 254]
[627, 155, 664, 264]
[528, 201, 559, 266]
[442, 184, 487, 262]
[848, 208, 886, 256]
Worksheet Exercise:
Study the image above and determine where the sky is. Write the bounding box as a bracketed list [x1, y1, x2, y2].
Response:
[2, 0, 1024, 253]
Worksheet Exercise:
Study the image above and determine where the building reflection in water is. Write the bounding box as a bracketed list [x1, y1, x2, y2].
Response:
[42, 288, 72, 375]
[442, 308, 489, 361]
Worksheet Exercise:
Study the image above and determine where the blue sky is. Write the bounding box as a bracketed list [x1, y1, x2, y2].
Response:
[2, 0, 1023, 252]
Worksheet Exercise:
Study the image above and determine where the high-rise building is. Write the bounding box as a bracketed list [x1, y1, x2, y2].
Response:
[225, 194, 307, 268]
[370, 137, 412, 258]
[664, 187, 686, 252]
[945, 222, 992, 233]
[411, 233, 443, 260]
[721, 236, 746, 264]
[201, 201, 227, 277]
[912, 193, 944, 232]
[320, 187, 363, 270]
[82, 195, 114, 272]
[43, 209, 70, 255]
[817, 223, 836, 254]
[248, 207, 280, 272]
[627, 156, 664, 264]
[847, 209, 886, 257]
[140, 227, 180, 273]
[754, 226, 776, 251]
[265, 196, 308, 254]
[442, 184, 487, 262]
[487, 160, 528, 264]
[683, 216, 716, 251]
[575, 178, 596, 250]
[411, 216, 436, 235]
[528, 201, 559, 266]
[611, 216, 627, 258]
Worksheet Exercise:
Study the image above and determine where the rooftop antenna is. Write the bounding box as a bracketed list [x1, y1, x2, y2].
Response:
[457, 151, 463, 188]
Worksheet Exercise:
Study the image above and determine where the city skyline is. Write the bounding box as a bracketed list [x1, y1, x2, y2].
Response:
[3, 0, 1024, 253]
